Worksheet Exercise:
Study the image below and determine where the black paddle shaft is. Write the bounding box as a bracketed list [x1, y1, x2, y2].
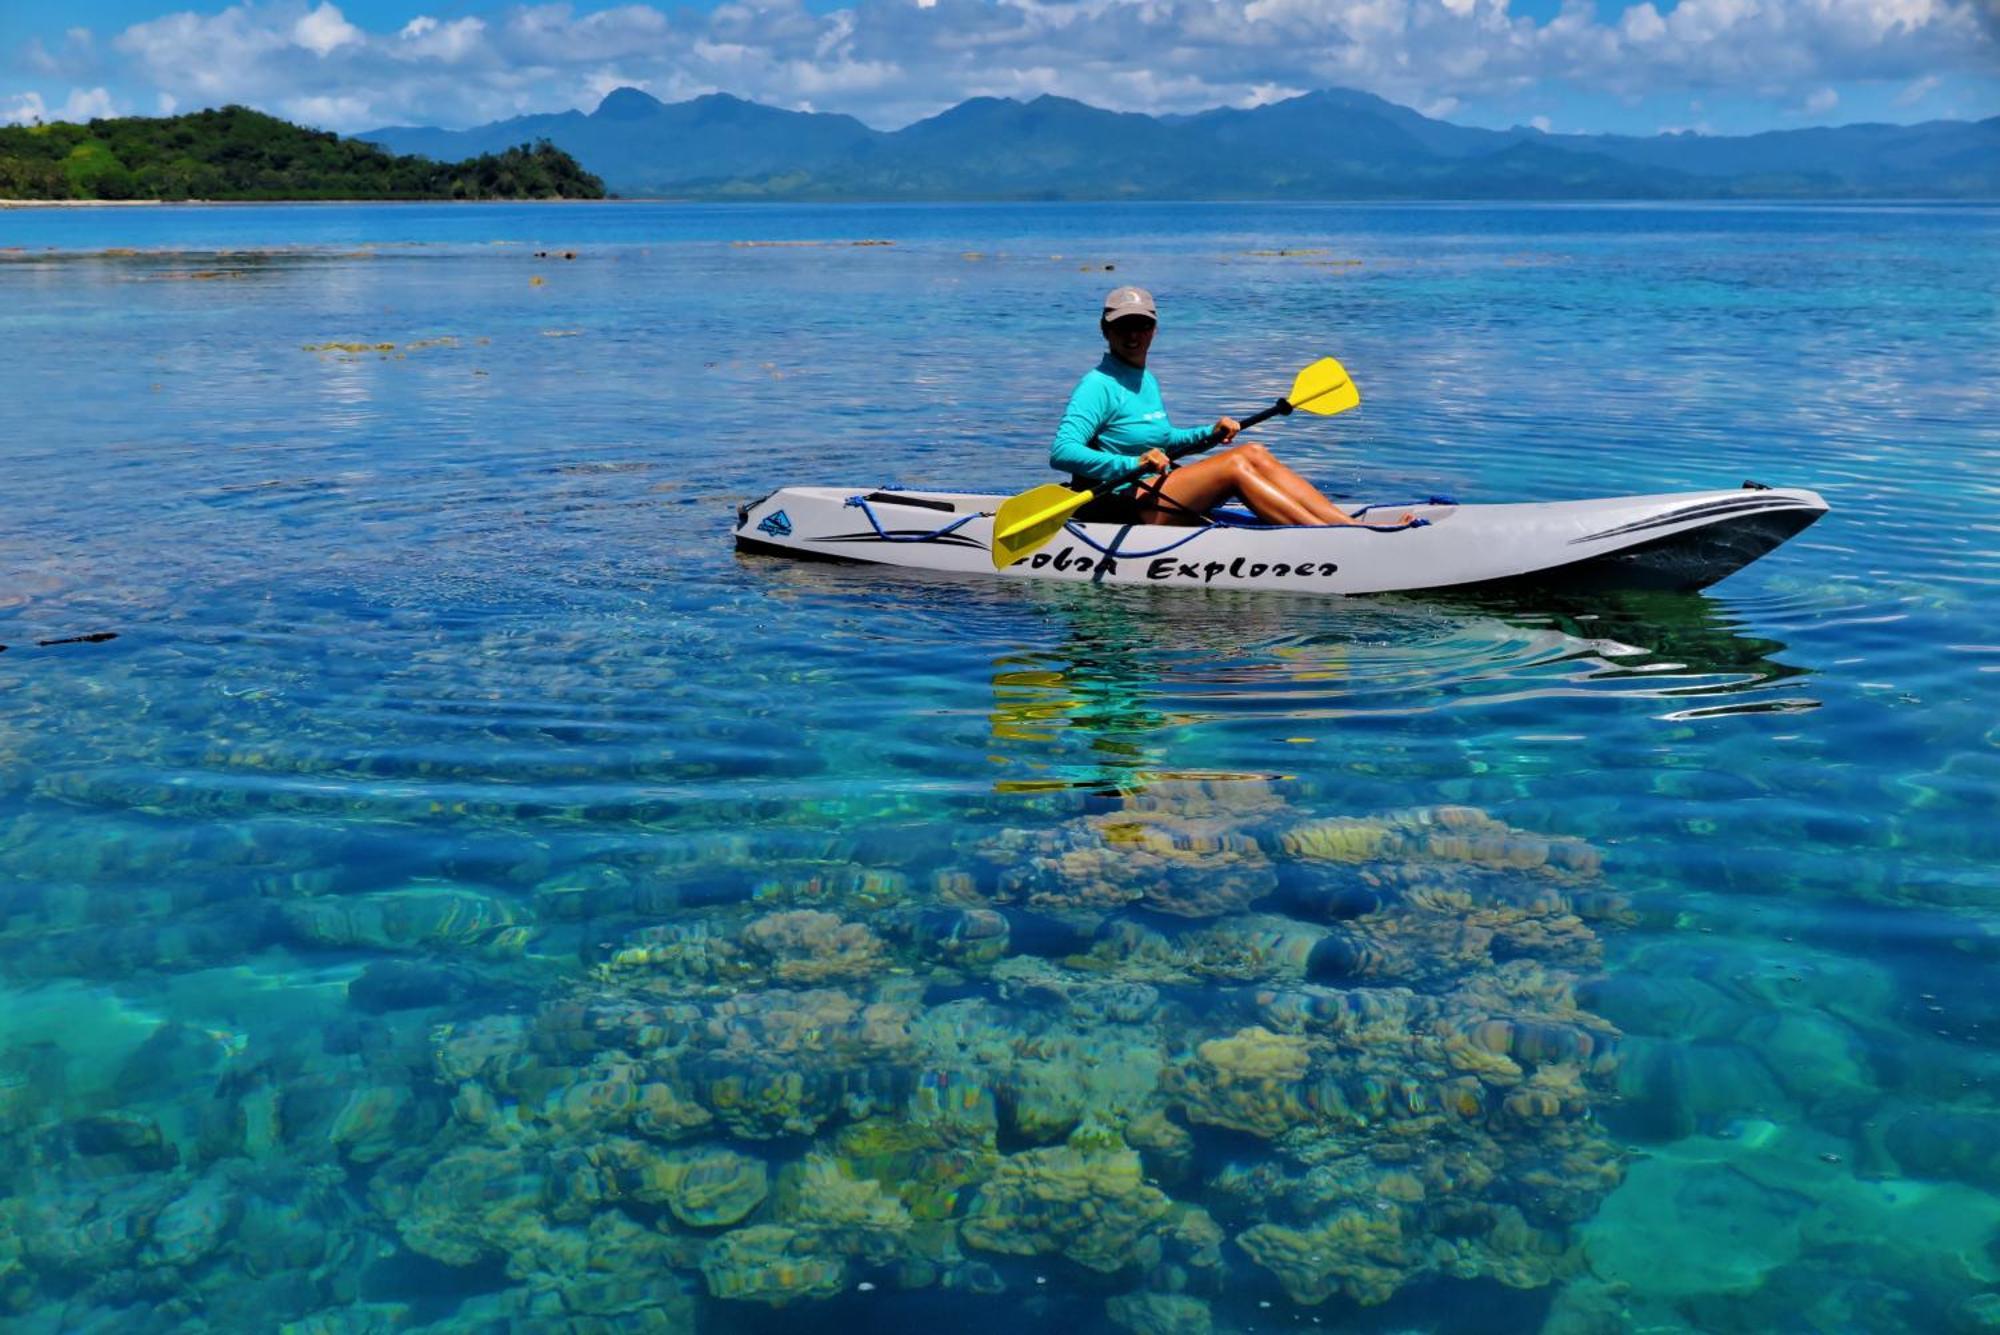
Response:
[1092, 396, 1298, 516]
[1112, 397, 1294, 486]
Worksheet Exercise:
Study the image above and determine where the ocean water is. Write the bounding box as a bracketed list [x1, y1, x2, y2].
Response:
[0, 200, 1995, 1334]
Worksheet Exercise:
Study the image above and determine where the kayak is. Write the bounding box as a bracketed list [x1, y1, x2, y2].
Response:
[734, 484, 1828, 596]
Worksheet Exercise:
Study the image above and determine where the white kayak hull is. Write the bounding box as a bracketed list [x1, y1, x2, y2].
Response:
[734, 485, 1827, 596]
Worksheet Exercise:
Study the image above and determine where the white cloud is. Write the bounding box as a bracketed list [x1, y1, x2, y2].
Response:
[1, 86, 121, 124]
[1, 92, 49, 125]
[293, 3, 362, 56]
[1803, 86, 1839, 114]
[1528, 113, 1552, 131]
[25, 27, 99, 78]
[283, 92, 372, 123]
[1895, 73, 1942, 104]
[66, 86, 119, 119]
[395, 15, 486, 62]
[66, 0, 1998, 133]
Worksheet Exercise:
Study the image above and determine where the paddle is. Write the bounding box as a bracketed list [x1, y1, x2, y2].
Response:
[990, 357, 1361, 569]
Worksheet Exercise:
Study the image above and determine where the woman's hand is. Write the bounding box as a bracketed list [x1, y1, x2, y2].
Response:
[1136, 448, 1171, 474]
[1212, 417, 1240, 444]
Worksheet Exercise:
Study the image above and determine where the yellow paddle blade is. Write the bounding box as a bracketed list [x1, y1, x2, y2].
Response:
[992, 482, 1093, 569]
[1287, 357, 1360, 416]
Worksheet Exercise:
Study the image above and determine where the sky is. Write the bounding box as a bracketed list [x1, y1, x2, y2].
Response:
[3, 0, 1996, 137]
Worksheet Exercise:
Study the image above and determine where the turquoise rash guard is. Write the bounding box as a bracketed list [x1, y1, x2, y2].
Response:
[1050, 354, 1213, 490]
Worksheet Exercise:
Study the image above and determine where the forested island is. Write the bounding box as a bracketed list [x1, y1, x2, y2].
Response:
[0, 106, 605, 201]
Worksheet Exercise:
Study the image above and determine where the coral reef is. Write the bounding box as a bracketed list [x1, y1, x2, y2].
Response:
[0, 786, 1637, 1329]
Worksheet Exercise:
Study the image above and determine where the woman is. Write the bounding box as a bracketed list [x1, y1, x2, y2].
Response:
[1050, 286, 1362, 527]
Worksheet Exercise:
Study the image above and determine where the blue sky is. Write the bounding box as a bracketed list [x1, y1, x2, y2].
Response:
[5, 0, 1996, 135]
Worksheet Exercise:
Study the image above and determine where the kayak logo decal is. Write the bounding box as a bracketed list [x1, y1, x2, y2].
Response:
[758, 510, 793, 538]
[1018, 544, 1341, 583]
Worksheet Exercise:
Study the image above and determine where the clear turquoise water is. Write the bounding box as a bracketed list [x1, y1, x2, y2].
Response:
[1, 201, 1996, 1333]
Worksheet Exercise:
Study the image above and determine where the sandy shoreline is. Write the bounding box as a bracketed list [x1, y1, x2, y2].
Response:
[0, 198, 169, 209]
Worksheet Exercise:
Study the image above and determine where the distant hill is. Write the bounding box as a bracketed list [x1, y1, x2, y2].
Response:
[0, 105, 605, 201]
[361, 86, 2000, 201]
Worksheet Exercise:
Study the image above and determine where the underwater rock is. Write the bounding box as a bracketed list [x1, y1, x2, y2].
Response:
[906, 995, 1163, 1144]
[348, 959, 476, 1012]
[903, 907, 1010, 967]
[1090, 915, 1325, 984]
[229, 1171, 358, 1280]
[399, 1146, 551, 1267]
[1255, 985, 1433, 1043]
[1955, 1292, 2000, 1333]
[486, 1055, 719, 1145]
[986, 798, 1278, 921]
[682, 1053, 883, 1140]
[1305, 913, 1498, 986]
[562, 1210, 703, 1320]
[1125, 1109, 1195, 1185]
[431, 1012, 533, 1082]
[1237, 1208, 1423, 1306]
[1575, 970, 1748, 1041]
[1280, 806, 1603, 879]
[21, 1172, 182, 1273]
[738, 909, 888, 984]
[141, 1169, 237, 1268]
[598, 919, 741, 979]
[1732, 1009, 1876, 1109]
[531, 864, 636, 920]
[616, 1141, 769, 1227]
[703, 988, 915, 1061]
[282, 886, 535, 955]
[961, 1144, 1172, 1273]
[831, 1095, 999, 1222]
[700, 1224, 847, 1304]
[1169, 1026, 1310, 1138]
[778, 1153, 914, 1261]
[1278, 817, 1398, 863]
[1878, 1109, 2000, 1192]
[1452, 1202, 1579, 1290]
[1441, 1016, 1617, 1088]
[324, 1083, 422, 1163]
[671, 988, 919, 1137]
[274, 1302, 417, 1334]
[1578, 1153, 1804, 1298]
[1106, 1290, 1214, 1335]
[1609, 1038, 1792, 1142]
[70, 1111, 179, 1172]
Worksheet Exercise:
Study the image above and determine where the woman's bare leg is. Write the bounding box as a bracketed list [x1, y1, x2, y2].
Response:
[1232, 441, 1351, 524]
[1136, 443, 1356, 526]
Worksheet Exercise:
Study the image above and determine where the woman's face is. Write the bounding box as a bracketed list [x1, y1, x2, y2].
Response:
[1104, 316, 1156, 367]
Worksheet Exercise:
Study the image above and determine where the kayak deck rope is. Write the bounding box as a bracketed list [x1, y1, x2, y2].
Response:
[843, 494, 984, 543]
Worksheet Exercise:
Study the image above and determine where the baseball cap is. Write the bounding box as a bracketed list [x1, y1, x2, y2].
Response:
[1101, 286, 1157, 324]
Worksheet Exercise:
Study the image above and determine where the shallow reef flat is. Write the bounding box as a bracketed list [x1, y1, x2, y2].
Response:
[0, 784, 1641, 1331]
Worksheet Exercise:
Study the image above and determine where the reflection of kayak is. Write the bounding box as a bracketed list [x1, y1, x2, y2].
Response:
[735, 484, 1828, 595]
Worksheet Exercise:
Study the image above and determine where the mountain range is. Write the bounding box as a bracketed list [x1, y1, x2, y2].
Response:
[360, 86, 2000, 201]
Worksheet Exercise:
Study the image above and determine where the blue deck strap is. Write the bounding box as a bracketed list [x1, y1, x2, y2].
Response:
[1203, 510, 1433, 533]
[1059, 521, 1213, 559]
[1065, 506, 1435, 557]
[843, 494, 984, 543]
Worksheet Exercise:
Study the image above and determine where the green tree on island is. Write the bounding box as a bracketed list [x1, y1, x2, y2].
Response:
[0, 106, 605, 201]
